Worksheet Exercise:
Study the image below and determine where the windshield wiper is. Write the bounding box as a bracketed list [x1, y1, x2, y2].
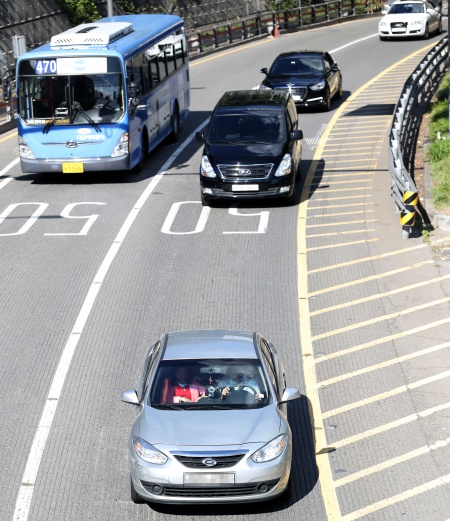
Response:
[233, 140, 270, 144]
[42, 103, 68, 134]
[71, 101, 101, 132]
[151, 404, 186, 411]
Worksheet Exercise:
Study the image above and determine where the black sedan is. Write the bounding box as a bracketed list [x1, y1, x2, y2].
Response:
[258, 51, 343, 111]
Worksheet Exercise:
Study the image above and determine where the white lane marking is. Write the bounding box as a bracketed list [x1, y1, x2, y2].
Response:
[12, 119, 209, 521]
[331, 34, 379, 54]
[0, 157, 20, 190]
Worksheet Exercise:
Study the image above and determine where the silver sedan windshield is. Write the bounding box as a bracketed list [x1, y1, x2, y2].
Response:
[150, 359, 270, 409]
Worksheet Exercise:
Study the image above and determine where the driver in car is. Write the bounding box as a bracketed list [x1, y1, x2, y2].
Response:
[219, 365, 261, 399]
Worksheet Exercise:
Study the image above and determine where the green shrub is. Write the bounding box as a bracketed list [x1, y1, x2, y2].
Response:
[427, 75, 450, 213]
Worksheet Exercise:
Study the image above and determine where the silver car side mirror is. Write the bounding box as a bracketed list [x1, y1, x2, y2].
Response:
[279, 387, 301, 404]
[120, 389, 140, 405]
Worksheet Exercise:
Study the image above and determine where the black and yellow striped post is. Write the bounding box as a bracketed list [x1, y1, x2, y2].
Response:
[401, 191, 418, 239]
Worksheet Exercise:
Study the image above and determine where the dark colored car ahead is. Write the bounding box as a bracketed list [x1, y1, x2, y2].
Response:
[258, 51, 343, 111]
[196, 90, 303, 206]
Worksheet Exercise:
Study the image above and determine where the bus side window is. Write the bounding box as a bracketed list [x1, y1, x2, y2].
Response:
[150, 56, 159, 87]
[157, 51, 168, 82]
[174, 39, 185, 69]
[165, 45, 176, 75]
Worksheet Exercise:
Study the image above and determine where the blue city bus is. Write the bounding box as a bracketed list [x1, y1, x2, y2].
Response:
[16, 14, 190, 173]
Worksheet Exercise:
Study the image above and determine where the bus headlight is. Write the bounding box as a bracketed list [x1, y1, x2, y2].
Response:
[18, 136, 35, 159]
[111, 132, 129, 157]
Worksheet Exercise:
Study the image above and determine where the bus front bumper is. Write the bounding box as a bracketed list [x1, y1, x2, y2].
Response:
[20, 155, 131, 174]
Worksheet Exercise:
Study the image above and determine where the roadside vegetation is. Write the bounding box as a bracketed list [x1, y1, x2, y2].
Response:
[427, 75, 450, 214]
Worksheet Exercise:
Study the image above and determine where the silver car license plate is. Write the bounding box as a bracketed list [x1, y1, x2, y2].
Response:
[184, 473, 235, 486]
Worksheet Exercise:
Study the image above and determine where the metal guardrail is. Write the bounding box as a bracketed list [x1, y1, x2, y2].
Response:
[185, 0, 382, 56]
[388, 37, 448, 239]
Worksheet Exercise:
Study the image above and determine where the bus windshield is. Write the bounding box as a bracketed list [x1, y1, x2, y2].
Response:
[18, 63, 125, 128]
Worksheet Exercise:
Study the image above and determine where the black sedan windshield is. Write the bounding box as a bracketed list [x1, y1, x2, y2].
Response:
[269, 55, 324, 75]
[208, 112, 286, 144]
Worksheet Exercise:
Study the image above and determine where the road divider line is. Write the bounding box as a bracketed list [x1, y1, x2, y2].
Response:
[309, 260, 433, 296]
[12, 120, 209, 521]
[315, 317, 450, 362]
[308, 243, 428, 274]
[323, 367, 450, 416]
[341, 474, 450, 521]
[312, 274, 450, 315]
[336, 436, 450, 487]
[307, 220, 377, 229]
[312, 296, 450, 341]
[307, 229, 375, 238]
[298, 41, 438, 521]
[309, 239, 379, 252]
[0, 157, 20, 190]
[333, 402, 450, 449]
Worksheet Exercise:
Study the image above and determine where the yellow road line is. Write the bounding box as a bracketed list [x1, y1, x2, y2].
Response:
[312, 274, 450, 315]
[307, 229, 375, 238]
[0, 131, 17, 143]
[323, 366, 450, 415]
[333, 402, 450, 449]
[309, 261, 433, 296]
[307, 219, 377, 229]
[312, 296, 450, 341]
[309, 239, 379, 252]
[298, 43, 436, 521]
[336, 436, 450, 487]
[308, 244, 427, 274]
[308, 202, 368, 208]
[341, 474, 450, 520]
[315, 317, 450, 363]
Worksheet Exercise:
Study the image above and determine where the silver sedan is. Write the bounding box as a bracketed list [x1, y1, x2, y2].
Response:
[121, 329, 301, 504]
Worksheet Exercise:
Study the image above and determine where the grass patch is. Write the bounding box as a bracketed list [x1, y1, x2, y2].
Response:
[428, 75, 450, 214]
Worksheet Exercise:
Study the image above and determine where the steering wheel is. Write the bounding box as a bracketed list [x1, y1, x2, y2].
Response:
[224, 384, 259, 398]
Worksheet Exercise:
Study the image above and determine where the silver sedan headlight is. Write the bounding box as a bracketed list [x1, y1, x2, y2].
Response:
[133, 436, 168, 464]
[251, 434, 288, 462]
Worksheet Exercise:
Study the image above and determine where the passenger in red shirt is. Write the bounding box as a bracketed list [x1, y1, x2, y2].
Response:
[161, 366, 205, 404]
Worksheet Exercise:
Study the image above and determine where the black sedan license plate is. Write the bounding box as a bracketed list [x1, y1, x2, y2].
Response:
[184, 473, 235, 486]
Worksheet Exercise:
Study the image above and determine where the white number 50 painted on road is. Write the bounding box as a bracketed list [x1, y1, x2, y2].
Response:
[161, 201, 269, 235]
[0, 202, 106, 236]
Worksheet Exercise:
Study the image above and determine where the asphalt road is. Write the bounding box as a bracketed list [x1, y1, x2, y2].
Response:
[0, 15, 449, 521]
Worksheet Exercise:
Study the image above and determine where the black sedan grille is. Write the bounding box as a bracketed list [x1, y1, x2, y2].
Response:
[217, 163, 273, 180]
[273, 86, 307, 99]
[174, 454, 245, 468]
[141, 479, 280, 498]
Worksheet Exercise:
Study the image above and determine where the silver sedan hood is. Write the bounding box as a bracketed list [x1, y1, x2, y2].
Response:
[139, 406, 282, 447]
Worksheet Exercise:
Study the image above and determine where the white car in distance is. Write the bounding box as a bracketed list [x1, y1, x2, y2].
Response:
[378, 0, 442, 40]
